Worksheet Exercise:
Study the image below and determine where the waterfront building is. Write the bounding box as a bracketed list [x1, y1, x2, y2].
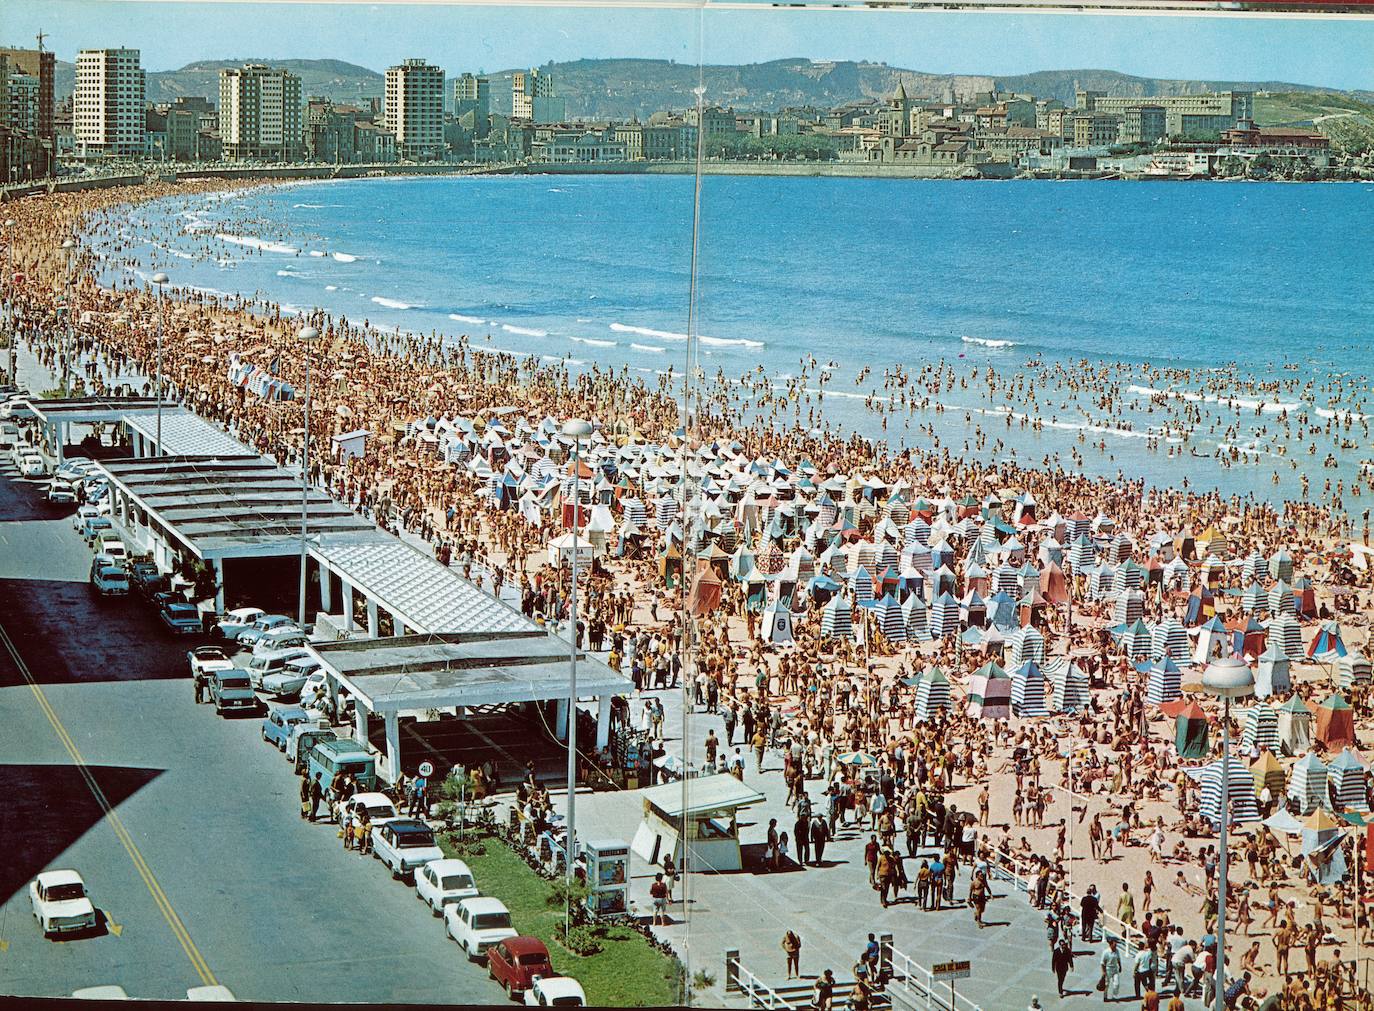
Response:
[642, 120, 697, 160]
[74, 48, 145, 158]
[161, 96, 215, 162]
[685, 105, 737, 139]
[512, 68, 564, 124]
[536, 127, 627, 163]
[1077, 88, 1254, 137]
[452, 73, 491, 138]
[1072, 111, 1122, 148]
[384, 58, 444, 161]
[218, 64, 303, 162]
[1119, 105, 1166, 145]
[613, 122, 643, 161]
[0, 46, 55, 177]
[978, 125, 1061, 162]
[1034, 98, 1065, 133]
[354, 120, 397, 162]
[1219, 119, 1331, 167]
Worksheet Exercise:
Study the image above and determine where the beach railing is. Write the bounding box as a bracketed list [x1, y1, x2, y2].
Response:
[725, 953, 791, 1011]
[985, 845, 1143, 957]
[888, 944, 983, 1011]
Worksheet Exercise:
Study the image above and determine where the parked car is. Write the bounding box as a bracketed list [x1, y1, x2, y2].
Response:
[82, 515, 114, 545]
[132, 565, 170, 600]
[371, 818, 443, 880]
[287, 724, 336, 772]
[523, 977, 586, 1007]
[159, 601, 202, 635]
[97, 534, 128, 563]
[445, 896, 518, 961]
[89, 555, 130, 597]
[214, 606, 264, 641]
[18, 452, 47, 478]
[236, 613, 297, 648]
[487, 936, 554, 997]
[209, 669, 258, 716]
[338, 791, 399, 828]
[297, 670, 329, 708]
[30, 869, 98, 938]
[306, 738, 376, 791]
[251, 626, 307, 657]
[261, 705, 312, 749]
[72, 504, 101, 533]
[246, 646, 312, 690]
[185, 986, 237, 1001]
[0, 397, 34, 421]
[0, 421, 21, 449]
[260, 655, 322, 699]
[187, 646, 235, 700]
[415, 858, 480, 916]
[46, 478, 78, 504]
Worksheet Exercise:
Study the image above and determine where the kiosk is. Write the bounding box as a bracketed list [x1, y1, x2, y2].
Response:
[631, 774, 766, 873]
[581, 839, 629, 915]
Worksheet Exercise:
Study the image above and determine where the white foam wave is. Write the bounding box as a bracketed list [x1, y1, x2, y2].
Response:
[292, 202, 343, 209]
[371, 296, 416, 310]
[215, 233, 298, 255]
[449, 314, 486, 325]
[610, 322, 688, 342]
[1316, 407, 1370, 421]
[324, 285, 338, 292]
[701, 335, 764, 349]
[1128, 384, 1302, 414]
[962, 336, 1018, 349]
[503, 324, 548, 337]
[630, 343, 666, 354]
[276, 269, 301, 277]
[571, 336, 617, 348]
[309, 250, 327, 258]
[332, 252, 359, 263]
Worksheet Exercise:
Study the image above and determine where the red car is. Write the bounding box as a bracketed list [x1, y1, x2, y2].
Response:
[487, 936, 554, 997]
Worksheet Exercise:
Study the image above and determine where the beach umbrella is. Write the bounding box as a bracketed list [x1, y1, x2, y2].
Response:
[837, 751, 878, 768]
[1308, 621, 1347, 662]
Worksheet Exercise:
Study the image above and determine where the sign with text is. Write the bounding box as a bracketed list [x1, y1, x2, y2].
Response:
[931, 961, 971, 981]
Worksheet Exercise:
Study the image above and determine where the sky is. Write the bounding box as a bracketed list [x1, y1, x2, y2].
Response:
[7, 0, 1374, 91]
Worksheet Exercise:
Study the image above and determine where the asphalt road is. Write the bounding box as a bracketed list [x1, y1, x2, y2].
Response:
[0, 457, 507, 1003]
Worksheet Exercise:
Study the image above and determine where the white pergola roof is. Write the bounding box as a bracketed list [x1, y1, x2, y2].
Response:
[311, 535, 531, 637]
[28, 395, 171, 425]
[638, 774, 766, 818]
[123, 408, 256, 458]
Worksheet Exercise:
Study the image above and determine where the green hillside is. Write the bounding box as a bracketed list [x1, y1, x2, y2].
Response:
[1255, 91, 1374, 156]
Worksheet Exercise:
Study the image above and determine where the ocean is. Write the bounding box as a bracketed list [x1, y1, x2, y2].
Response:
[97, 174, 1374, 507]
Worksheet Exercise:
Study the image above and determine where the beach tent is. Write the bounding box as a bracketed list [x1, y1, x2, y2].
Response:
[742, 570, 770, 613]
[1111, 590, 1146, 628]
[967, 662, 1012, 720]
[1255, 643, 1293, 700]
[1008, 625, 1046, 668]
[1293, 577, 1318, 619]
[1250, 750, 1286, 800]
[872, 594, 907, 645]
[913, 667, 951, 722]
[1038, 537, 1064, 569]
[1192, 756, 1261, 829]
[1327, 748, 1370, 813]
[1119, 619, 1153, 661]
[1268, 549, 1295, 583]
[659, 544, 683, 590]
[1163, 557, 1191, 594]
[762, 600, 795, 645]
[1089, 565, 1117, 601]
[1038, 562, 1069, 606]
[961, 590, 987, 629]
[807, 574, 842, 605]
[1268, 580, 1296, 616]
[1336, 653, 1373, 692]
[1241, 550, 1267, 586]
[1267, 614, 1304, 662]
[929, 593, 960, 640]
[1308, 621, 1348, 662]
[1151, 619, 1190, 663]
[1011, 660, 1050, 718]
[1193, 616, 1231, 665]
[1289, 752, 1329, 814]
[902, 594, 931, 642]
[1175, 702, 1210, 758]
[1242, 702, 1280, 752]
[547, 532, 594, 568]
[1301, 809, 1348, 886]
[903, 518, 931, 549]
[1315, 694, 1356, 749]
[1183, 586, 1215, 626]
[820, 595, 854, 640]
[1146, 659, 1183, 706]
[1045, 658, 1091, 713]
[686, 564, 723, 617]
[849, 565, 875, 607]
[1067, 535, 1096, 576]
[1018, 586, 1049, 629]
[1277, 696, 1314, 756]
[986, 591, 1019, 632]
[1228, 615, 1267, 660]
[1241, 581, 1268, 616]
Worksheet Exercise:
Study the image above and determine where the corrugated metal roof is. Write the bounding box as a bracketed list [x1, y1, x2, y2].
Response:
[123, 409, 256, 459]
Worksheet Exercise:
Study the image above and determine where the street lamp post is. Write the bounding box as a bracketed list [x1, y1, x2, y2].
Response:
[297, 325, 320, 629]
[1201, 655, 1255, 1011]
[151, 272, 169, 455]
[60, 238, 75, 396]
[561, 417, 592, 939]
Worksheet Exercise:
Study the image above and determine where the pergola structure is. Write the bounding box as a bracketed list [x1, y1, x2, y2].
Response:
[308, 631, 632, 783]
[26, 396, 170, 464]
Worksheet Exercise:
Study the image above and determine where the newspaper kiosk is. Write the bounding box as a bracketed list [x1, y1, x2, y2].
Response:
[631, 774, 765, 873]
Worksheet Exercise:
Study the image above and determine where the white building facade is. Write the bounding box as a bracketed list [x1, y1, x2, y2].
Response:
[74, 48, 145, 157]
[384, 58, 444, 161]
[218, 64, 303, 161]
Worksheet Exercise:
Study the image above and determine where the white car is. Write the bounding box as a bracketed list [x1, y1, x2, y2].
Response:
[524, 977, 587, 1007]
[250, 626, 307, 657]
[445, 896, 517, 960]
[246, 646, 312, 690]
[47, 479, 78, 504]
[339, 791, 400, 827]
[186, 986, 237, 1001]
[73, 504, 101, 532]
[71, 987, 130, 1000]
[30, 869, 98, 937]
[371, 818, 444, 880]
[415, 858, 479, 915]
[237, 613, 297, 647]
[90, 555, 131, 596]
[97, 535, 128, 562]
[215, 606, 265, 641]
[18, 452, 46, 478]
[260, 655, 322, 699]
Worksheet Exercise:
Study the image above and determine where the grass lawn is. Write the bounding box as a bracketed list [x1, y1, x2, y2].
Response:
[439, 831, 683, 1007]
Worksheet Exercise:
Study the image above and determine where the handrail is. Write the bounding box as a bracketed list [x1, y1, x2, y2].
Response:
[731, 958, 791, 1011]
[985, 845, 1144, 957]
[888, 946, 983, 1011]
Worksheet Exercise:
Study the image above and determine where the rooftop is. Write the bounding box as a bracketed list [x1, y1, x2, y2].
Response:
[638, 773, 766, 818]
[27, 395, 171, 425]
[123, 408, 257, 458]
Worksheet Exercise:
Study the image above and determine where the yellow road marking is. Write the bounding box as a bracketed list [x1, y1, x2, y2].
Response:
[0, 621, 215, 984]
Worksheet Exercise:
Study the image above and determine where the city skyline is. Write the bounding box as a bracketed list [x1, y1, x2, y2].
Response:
[7, 0, 1374, 92]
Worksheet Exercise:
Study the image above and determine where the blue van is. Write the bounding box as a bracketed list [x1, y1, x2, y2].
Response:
[306, 738, 377, 792]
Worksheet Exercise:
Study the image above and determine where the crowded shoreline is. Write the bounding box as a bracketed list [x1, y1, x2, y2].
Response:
[5, 176, 1374, 1008]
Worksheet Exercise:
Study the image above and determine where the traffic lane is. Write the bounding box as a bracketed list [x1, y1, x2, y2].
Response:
[0, 676, 508, 1003]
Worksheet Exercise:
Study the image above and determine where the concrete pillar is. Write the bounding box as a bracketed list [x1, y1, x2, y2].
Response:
[355, 701, 369, 748]
[55, 420, 64, 465]
[366, 598, 379, 638]
[319, 564, 333, 613]
[388, 609, 405, 637]
[554, 698, 569, 742]
[595, 695, 612, 750]
[384, 711, 401, 784]
[212, 558, 225, 614]
[341, 580, 355, 632]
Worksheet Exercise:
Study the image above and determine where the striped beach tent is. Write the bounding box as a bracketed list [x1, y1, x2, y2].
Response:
[967, 662, 1012, 720]
[1163, 557, 1192, 593]
[929, 592, 960, 640]
[1008, 625, 1046, 667]
[1255, 643, 1293, 700]
[1268, 548, 1295, 583]
[1308, 621, 1347, 661]
[1326, 749, 1369, 813]
[1242, 702, 1281, 752]
[903, 517, 931, 549]
[1146, 658, 1184, 706]
[1045, 658, 1091, 713]
[1268, 580, 1296, 616]
[1241, 582, 1268, 616]
[902, 544, 934, 577]
[1289, 752, 1329, 814]
[873, 594, 907, 645]
[1267, 613, 1304, 661]
[1011, 660, 1050, 718]
[1112, 559, 1146, 594]
[1277, 696, 1314, 756]
[1067, 535, 1096, 575]
[820, 594, 854, 640]
[1151, 619, 1190, 662]
[1112, 590, 1146, 628]
[1194, 756, 1261, 829]
[1251, 750, 1286, 799]
[931, 564, 957, 599]
[1089, 565, 1117, 600]
[1336, 653, 1373, 692]
[986, 590, 1018, 632]
[1120, 619, 1153, 661]
[993, 563, 1020, 596]
[1241, 550, 1267, 585]
[903, 594, 931, 641]
[849, 565, 875, 607]
[1193, 616, 1231, 665]
[913, 667, 951, 722]
[654, 496, 679, 531]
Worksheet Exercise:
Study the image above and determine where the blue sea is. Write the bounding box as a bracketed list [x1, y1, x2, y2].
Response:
[99, 174, 1374, 506]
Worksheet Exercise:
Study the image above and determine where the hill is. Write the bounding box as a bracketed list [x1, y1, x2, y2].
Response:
[1254, 91, 1374, 157]
[51, 55, 1363, 120]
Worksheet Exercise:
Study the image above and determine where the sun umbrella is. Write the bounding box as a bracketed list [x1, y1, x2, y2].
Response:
[836, 751, 878, 767]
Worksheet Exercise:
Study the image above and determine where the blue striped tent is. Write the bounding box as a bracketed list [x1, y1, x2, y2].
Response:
[1241, 550, 1267, 585]
[913, 667, 950, 722]
[1045, 658, 1091, 714]
[1011, 660, 1050, 717]
[1336, 653, 1372, 692]
[1242, 702, 1280, 751]
[1241, 581, 1268, 616]
[872, 593, 907, 645]
[1267, 613, 1304, 661]
[903, 594, 931, 642]
[1268, 580, 1296, 616]
[1151, 619, 1190, 662]
[1145, 658, 1183, 706]
[820, 594, 854, 640]
[1289, 752, 1329, 814]
[1119, 619, 1153, 660]
[986, 590, 1018, 632]
[1327, 748, 1369, 813]
[1008, 625, 1046, 668]
[849, 565, 875, 607]
[1112, 590, 1146, 628]
[1193, 757, 1261, 829]
[929, 592, 960, 640]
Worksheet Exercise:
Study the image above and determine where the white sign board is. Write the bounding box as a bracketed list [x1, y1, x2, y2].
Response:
[418, 761, 434, 778]
[931, 961, 971, 981]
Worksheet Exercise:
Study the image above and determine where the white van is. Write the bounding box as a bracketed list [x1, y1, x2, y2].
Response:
[246, 646, 313, 690]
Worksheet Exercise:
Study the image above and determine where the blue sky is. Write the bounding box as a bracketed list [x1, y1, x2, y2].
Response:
[8, 1, 1374, 91]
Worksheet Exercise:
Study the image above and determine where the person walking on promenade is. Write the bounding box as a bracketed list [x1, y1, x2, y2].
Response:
[1100, 937, 1123, 1003]
[1052, 935, 1075, 998]
[865, 834, 880, 885]
[1082, 883, 1102, 942]
[782, 930, 802, 979]
[795, 812, 812, 867]
[1118, 882, 1136, 929]
[299, 773, 311, 819]
[969, 869, 989, 928]
[811, 815, 830, 865]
